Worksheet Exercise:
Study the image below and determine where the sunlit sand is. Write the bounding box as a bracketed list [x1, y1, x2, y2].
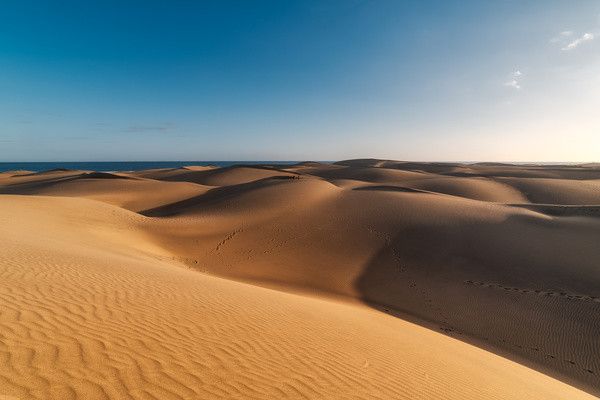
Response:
[1, 160, 599, 399]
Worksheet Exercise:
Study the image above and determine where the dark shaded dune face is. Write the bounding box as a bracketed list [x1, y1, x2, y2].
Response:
[14, 169, 87, 180]
[284, 163, 346, 177]
[79, 172, 135, 180]
[304, 165, 426, 184]
[471, 162, 516, 167]
[333, 160, 468, 175]
[205, 160, 600, 181]
[335, 159, 464, 172]
[303, 165, 528, 203]
[153, 165, 300, 186]
[142, 175, 330, 217]
[288, 161, 330, 167]
[355, 210, 600, 393]
[0, 172, 88, 194]
[145, 184, 384, 294]
[334, 158, 386, 168]
[380, 162, 466, 175]
[447, 166, 600, 180]
[127, 165, 227, 181]
[127, 167, 183, 178]
[406, 176, 527, 203]
[128, 166, 216, 180]
[352, 185, 429, 194]
[498, 178, 600, 205]
[510, 204, 600, 218]
[0, 171, 135, 194]
[34, 168, 74, 174]
[0, 172, 208, 212]
[333, 159, 600, 180]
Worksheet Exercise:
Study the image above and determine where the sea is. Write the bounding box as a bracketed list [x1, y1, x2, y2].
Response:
[0, 160, 587, 173]
[0, 161, 303, 173]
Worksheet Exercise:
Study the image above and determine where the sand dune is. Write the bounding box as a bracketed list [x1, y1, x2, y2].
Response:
[497, 177, 600, 204]
[288, 162, 528, 202]
[138, 165, 299, 187]
[1, 161, 599, 399]
[0, 171, 209, 212]
[141, 176, 334, 218]
[397, 176, 527, 202]
[293, 164, 428, 184]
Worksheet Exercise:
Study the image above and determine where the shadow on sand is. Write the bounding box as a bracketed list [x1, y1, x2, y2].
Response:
[355, 214, 600, 396]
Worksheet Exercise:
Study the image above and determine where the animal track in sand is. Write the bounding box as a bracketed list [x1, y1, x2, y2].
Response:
[214, 228, 243, 252]
[438, 325, 596, 375]
[461, 280, 598, 376]
[464, 280, 600, 303]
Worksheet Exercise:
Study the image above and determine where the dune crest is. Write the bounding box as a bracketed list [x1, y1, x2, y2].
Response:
[1, 160, 600, 399]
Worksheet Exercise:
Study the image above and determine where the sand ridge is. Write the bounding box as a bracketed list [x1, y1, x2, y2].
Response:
[1, 160, 600, 399]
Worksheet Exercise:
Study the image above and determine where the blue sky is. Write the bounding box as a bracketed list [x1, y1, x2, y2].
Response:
[1, 0, 599, 161]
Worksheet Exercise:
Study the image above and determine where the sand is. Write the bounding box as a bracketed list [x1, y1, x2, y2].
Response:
[1, 160, 599, 399]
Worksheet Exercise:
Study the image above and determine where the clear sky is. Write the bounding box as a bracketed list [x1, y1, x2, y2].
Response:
[1, 0, 599, 162]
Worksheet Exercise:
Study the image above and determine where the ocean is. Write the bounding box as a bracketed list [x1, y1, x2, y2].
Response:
[0, 161, 302, 173]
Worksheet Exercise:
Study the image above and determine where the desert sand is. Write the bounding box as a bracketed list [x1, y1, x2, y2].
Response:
[1, 160, 600, 399]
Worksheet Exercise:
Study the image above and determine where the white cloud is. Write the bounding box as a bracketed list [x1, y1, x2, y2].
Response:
[562, 32, 595, 50]
[550, 30, 573, 43]
[504, 79, 520, 89]
[504, 70, 523, 89]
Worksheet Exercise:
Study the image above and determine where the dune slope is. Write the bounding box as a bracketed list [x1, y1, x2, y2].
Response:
[0, 196, 596, 400]
[1, 161, 600, 398]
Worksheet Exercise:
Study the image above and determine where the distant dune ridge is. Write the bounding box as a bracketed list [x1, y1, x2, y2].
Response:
[1, 159, 600, 399]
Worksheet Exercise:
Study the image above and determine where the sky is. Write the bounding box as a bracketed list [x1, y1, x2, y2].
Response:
[1, 0, 599, 162]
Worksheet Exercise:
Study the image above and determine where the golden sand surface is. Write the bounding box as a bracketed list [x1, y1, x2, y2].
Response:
[1, 160, 599, 399]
